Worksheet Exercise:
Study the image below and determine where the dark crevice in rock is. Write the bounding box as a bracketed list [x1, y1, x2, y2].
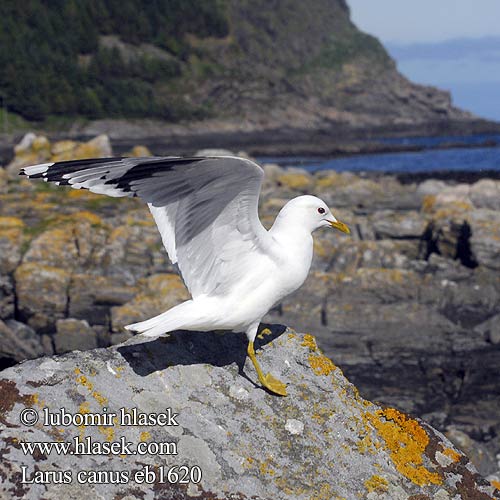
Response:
[0, 356, 17, 371]
[420, 222, 441, 260]
[455, 220, 478, 269]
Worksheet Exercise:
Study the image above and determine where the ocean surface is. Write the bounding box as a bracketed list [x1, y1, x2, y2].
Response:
[258, 133, 500, 174]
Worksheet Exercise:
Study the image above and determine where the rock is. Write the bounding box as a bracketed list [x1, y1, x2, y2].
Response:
[0, 216, 25, 274]
[6, 133, 51, 176]
[6, 133, 112, 177]
[124, 145, 152, 157]
[0, 320, 44, 367]
[111, 273, 189, 331]
[73, 134, 112, 159]
[0, 328, 496, 499]
[0, 167, 8, 194]
[470, 179, 500, 210]
[53, 318, 98, 353]
[370, 209, 426, 239]
[475, 314, 500, 345]
[446, 428, 498, 477]
[416, 179, 448, 199]
[469, 209, 500, 270]
[277, 171, 314, 192]
[14, 262, 71, 332]
[0, 275, 14, 319]
[4, 320, 46, 357]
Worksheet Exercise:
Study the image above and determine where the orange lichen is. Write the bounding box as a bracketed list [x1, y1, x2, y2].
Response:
[301, 334, 318, 351]
[442, 447, 461, 463]
[308, 353, 336, 376]
[366, 408, 442, 486]
[259, 458, 275, 476]
[140, 431, 151, 442]
[491, 479, 500, 490]
[364, 475, 389, 493]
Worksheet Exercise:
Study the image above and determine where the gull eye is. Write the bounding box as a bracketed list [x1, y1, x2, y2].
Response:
[317, 207, 326, 215]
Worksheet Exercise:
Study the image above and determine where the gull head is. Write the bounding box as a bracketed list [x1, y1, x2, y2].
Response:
[275, 195, 350, 234]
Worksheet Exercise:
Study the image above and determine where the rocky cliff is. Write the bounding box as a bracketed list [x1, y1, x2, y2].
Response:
[0, 328, 498, 499]
[0, 0, 488, 145]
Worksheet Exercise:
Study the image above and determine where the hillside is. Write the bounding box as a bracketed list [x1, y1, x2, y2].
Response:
[0, 0, 486, 141]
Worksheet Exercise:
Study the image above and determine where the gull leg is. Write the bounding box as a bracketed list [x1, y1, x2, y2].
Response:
[247, 341, 287, 396]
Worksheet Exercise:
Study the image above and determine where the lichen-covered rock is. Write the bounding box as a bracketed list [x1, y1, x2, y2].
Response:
[0, 329, 496, 499]
[53, 318, 98, 353]
[0, 216, 26, 274]
[14, 262, 71, 332]
[6, 133, 112, 177]
[124, 145, 152, 157]
[111, 273, 189, 331]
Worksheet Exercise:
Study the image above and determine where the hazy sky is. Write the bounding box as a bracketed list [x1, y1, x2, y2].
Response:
[347, 1, 500, 120]
[347, 0, 500, 43]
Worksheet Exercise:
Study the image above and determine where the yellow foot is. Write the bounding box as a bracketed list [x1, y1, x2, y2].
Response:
[257, 327, 272, 340]
[260, 372, 288, 396]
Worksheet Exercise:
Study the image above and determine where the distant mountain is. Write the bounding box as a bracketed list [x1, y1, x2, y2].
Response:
[0, 0, 489, 137]
[386, 37, 500, 121]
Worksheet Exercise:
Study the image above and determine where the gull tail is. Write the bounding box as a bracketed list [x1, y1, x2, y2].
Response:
[125, 300, 195, 338]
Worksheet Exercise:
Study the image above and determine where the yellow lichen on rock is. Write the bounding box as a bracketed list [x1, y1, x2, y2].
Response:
[366, 408, 442, 486]
[125, 145, 152, 157]
[301, 334, 319, 351]
[308, 353, 336, 376]
[442, 447, 461, 463]
[277, 172, 313, 191]
[364, 474, 389, 493]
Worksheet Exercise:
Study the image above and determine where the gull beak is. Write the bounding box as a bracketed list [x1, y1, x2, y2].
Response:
[329, 220, 350, 234]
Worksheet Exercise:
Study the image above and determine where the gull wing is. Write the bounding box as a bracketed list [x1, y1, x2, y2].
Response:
[21, 156, 277, 298]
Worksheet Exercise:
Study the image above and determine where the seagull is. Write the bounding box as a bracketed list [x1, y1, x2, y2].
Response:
[21, 156, 350, 395]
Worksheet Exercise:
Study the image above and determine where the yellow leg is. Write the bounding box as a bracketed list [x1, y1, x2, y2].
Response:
[247, 341, 287, 396]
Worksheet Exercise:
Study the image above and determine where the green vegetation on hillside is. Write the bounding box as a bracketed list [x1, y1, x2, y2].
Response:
[0, 0, 228, 121]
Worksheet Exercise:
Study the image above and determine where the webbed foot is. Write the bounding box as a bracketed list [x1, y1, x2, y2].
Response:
[247, 340, 288, 396]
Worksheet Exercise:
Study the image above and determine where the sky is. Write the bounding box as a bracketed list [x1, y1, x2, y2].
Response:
[347, 1, 500, 120]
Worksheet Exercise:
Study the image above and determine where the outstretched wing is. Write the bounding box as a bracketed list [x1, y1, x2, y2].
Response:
[21, 156, 277, 298]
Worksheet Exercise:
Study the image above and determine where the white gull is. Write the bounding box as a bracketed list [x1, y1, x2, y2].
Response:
[21, 156, 350, 395]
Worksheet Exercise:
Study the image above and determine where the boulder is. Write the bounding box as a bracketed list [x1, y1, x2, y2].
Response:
[470, 179, 500, 211]
[111, 273, 189, 331]
[124, 145, 152, 157]
[370, 210, 426, 239]
[6, 133, 113, 177]
[0, 328, 497, 499]
[53, 318, 98, 353]
[0, 216, 25, 274]
[14, 263, 71, 332]
[469, 209, 500, 271]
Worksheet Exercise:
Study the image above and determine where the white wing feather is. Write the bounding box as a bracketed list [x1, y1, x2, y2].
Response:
[22, 156, 277, 298]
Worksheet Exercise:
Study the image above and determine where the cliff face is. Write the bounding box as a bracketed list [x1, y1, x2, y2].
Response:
[0, 0, 476, 135]
[0, 328, 497, 499]
[190, 0, 472, 129]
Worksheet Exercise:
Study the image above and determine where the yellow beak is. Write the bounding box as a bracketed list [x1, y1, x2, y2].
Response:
[329, 220, 350, 234]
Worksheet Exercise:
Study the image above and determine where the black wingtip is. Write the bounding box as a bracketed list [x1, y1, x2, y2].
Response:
[19, 169, 26, 176]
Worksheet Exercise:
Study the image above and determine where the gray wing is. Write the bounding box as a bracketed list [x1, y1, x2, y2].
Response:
[21, 156, 277, 297]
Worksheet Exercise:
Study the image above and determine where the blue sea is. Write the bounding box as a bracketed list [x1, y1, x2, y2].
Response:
[258, 133, 500, 174]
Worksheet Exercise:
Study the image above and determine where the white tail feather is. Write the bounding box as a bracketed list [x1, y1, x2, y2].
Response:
[125, 300, 195, 338]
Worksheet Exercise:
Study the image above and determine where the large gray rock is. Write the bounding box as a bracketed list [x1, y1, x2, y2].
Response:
[0, 328, 497, 499]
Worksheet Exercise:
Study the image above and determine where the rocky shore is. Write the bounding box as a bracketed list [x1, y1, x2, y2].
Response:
[1, 328, 498, 499]
[1, 133, 499, 482]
